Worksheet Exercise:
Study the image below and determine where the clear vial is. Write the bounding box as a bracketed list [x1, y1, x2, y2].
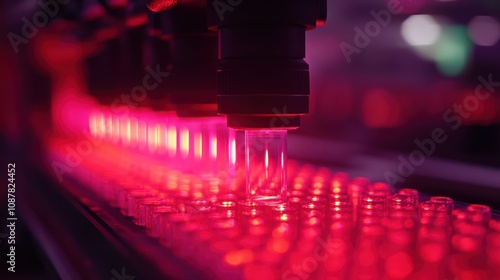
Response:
[398, 188, 419, 204]
[466, 204, 491, 225]
[137, 198, 166, 227]
[127, 189, 156, 218]
[245, 130, 287, 205]
[429, 196, 454, 215]
[150, 205, 178, 238]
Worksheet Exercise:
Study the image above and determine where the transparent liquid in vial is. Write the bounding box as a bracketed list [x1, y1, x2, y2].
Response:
[245, 130, 287, 205]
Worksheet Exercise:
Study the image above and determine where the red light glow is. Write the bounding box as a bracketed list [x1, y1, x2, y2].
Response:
[60, 104, 500, 280]
[362, 89, 402, 128]
[385, 252, 414, 278]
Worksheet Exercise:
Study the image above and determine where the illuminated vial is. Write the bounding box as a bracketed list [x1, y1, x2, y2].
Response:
[245, 130, 287, 205]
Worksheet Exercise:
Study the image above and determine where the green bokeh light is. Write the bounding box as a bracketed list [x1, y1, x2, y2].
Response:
[434, 26, 472, 76]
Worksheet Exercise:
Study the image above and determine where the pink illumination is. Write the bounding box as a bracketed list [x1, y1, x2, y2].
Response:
[194, 132, 202, 159]
[138, 120, 147, 150]
[167, 125, 177, 157]
[180, 128, 189, 159]
[123, 118, 131, 146]
[89, 112, 97, 137]
[265, 147, 269, 180]
[210, 136, 218, 159]
[230, 139, 236, 165]
[130, 118, 138, 147]
[52, 99, 500, 280]
[106, 114, 113, 140]
[96, 112, 105, 138]
[148, 123, 159, 153]
[112, 116, 120, 143]
[157, 124, 167, 154]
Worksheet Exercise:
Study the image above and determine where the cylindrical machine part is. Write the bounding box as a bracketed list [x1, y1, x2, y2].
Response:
[164, 7, 219, 117]
[245, 130, 287, 204]
[207, 0, 326, 129]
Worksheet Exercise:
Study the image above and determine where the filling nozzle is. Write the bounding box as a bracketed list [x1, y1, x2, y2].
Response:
[205, 0, 326, 204]
[207, 0, 326, 131]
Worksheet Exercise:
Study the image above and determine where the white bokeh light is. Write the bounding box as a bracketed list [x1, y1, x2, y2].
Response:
[401, 15, 442, 46]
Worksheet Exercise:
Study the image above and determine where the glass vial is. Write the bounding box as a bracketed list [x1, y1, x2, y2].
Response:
[245, 130, 287, 204]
